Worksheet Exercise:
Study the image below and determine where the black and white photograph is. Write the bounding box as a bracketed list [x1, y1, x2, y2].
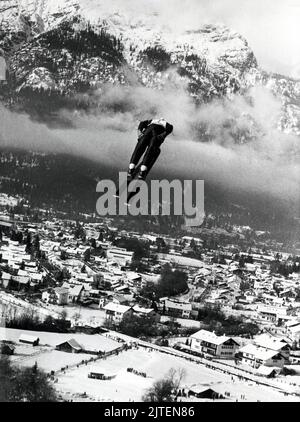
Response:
[0, 0, 300, 405]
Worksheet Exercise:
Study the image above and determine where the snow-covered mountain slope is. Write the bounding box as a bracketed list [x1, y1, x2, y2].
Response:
[0, 0, 300, 136]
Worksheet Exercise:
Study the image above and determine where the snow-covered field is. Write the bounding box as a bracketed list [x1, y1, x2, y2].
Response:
[12, 348, 95, 372]
[55, 348, 299, 402]
[45, 304, 107, 325]
[0, 327, 120, 350]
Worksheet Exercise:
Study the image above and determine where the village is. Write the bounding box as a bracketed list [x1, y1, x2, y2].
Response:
[0, 195, 300, 402]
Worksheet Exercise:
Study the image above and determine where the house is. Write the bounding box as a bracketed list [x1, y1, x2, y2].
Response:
[69, 285, 84, 304]
[56, 339, 83, 353]
[103, 302, 133, 324]
[239, 344, 285, 369]
[42, 287, 69, 305]
[132, 305, 159, 321]
[287, 323, 300, 342]
[254, 334, 291, 362]
[189, 329, 239, 359]
[1, 272, 12, 288]
[256, 366, 280, 378]
[126, 272, 143, 289]
[12, 275, 30, 289]
[19, 334, 39, 346]
[187, 386, 225, 400]
[159, 298, 192, 319]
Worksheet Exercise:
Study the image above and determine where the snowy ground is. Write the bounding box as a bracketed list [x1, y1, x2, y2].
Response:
[12, 348, 96, 373]
[55, 348, 300, 402]
[44, 303, 107, 325]
[0, 327, 120, 351]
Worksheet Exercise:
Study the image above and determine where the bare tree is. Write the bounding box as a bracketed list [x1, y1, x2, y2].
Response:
[142, 367, 186, 402]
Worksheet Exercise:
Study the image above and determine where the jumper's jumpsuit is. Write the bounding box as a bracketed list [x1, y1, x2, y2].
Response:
[130, 119, 173, 172]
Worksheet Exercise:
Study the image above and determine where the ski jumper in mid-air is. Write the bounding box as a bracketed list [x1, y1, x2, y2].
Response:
[127, 118, 174, 180]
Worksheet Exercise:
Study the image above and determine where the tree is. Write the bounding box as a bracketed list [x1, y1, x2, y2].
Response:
[238, 256, 245, 268]
[118, 314, 157, 337]
[25, 232, 32, 255]
[0, 355, 14, 402]
[0, 357, 58, 402]
[84, 249, 91, 262]
[59, 309, 68, 321]
[142, 368, 185, 402]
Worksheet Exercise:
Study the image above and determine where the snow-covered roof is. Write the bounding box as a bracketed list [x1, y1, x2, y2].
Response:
[69, 285, 84, 297]
[163, 299, 192, 312]
[19, 334, 39, 343]
[239, 344, 283, 360]
[257, 366, 280, 376]
[190, 329, 238, 346]
[56, 338, 82, 351]
[132, 305, 154, 315]
[254, 334, 290, 351]
[103, 302, 131, 314]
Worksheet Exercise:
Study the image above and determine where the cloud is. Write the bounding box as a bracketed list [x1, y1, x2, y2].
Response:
[1, 79, 299, 212]
[0, 0, 299, 212]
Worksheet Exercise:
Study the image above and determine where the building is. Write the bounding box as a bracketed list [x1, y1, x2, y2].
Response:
[42, 287, 69, 305]
[239, 344, 285, 369]
[132, 305, 159, 321]
[103, 302, 133, 324]
[68, 285, 85, 304]
[1, 272, 12, 289]
[88, 367, 116, 380]
[106, 248, 134, 266]
[187, 386, 225, 400]
[126, 272, 143, 290]
[189, 329, 239, 359]
[19, 334, 39, 346]
[56, 339, 83, 353]
[286, 321, 300, 342]
[159, 298, 192, 319]
[254, 334, 291, 362]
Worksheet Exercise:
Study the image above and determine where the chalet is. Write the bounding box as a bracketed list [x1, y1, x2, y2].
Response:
[189, 329, 239, 359]
[103, 302, 133, 324]
[19, 334, 39, 346]
[256, 366, 280, 378]
[254, 334, 291, 362]
[239, 344, 285, 369]
[56, 339, 83, 353]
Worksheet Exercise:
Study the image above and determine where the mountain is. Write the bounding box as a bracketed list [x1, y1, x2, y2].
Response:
[0, 0, 299, 135]
[0, 0, 299, 239]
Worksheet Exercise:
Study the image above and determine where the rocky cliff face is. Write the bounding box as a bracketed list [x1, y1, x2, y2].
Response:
[0, 0, 299, 136]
